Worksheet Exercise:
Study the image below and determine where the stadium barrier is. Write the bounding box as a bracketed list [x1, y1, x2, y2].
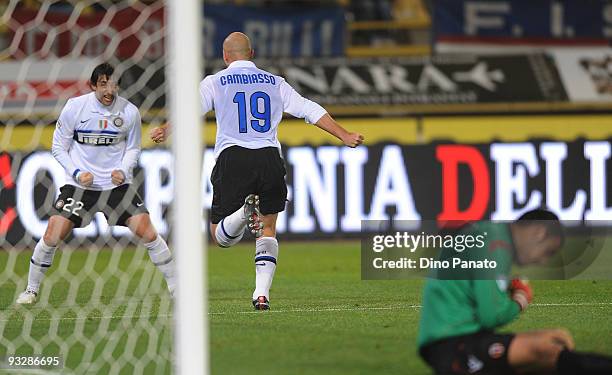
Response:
[2, 117, 611, 244]
[3, 53, 612, 121]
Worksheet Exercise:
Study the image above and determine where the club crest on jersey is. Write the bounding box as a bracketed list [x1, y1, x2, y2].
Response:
[99, 119, 108, 129]
[488, 343, 506, 359]
[55, 200, 64, 209]
[113, 117, 124, 127]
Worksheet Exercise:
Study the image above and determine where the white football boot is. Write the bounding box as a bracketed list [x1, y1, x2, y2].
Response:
[16, 289, 38, 305]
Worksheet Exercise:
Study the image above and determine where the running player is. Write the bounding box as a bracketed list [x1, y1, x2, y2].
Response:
[151, 32, 364, 310]
[16, 63, 176, 304]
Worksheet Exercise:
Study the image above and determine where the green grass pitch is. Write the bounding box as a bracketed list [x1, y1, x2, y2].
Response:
[1, 241, 611, 374]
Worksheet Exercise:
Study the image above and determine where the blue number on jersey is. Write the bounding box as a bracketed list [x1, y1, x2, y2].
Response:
[233, 91, 271, 133]
[233, 92, 248, 133]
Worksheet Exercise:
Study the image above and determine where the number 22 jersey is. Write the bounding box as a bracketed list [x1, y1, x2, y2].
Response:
[52, 92, 141, 191]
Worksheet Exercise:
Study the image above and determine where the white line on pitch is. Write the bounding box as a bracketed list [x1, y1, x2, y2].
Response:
[209, 304, 421, 315]
[207, 302, 612, 315]
[2, 302, 612, 322]
[531, 302, 612, 307]
[0, 305, 415, 322]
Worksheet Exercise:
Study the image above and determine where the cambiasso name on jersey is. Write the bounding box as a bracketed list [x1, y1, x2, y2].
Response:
[73, 130, 121, 146]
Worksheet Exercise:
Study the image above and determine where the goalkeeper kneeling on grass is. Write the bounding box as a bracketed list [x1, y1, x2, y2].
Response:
[418, 209, 612, 375]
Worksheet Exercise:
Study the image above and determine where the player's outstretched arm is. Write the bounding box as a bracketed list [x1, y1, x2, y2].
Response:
[279, 79, 363, 147]
[314, 113, 364, 148]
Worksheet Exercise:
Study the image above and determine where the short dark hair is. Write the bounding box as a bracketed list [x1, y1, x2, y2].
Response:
[516, 209, 565, 247]
[90, 63, 116, 86]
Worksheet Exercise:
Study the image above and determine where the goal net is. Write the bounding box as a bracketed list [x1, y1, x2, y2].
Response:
[0, 1, 177, 373]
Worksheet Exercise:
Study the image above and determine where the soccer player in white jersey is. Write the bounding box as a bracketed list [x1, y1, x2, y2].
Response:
[16, 63, 176, 304]
[151, 32, 363, 310]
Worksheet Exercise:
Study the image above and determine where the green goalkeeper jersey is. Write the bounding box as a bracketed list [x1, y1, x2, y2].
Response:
[417, 221, 521, 349]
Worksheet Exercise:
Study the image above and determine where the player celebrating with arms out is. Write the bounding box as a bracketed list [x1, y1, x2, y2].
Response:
[151, 32, 363, 310]
[16, 63, 176, 304]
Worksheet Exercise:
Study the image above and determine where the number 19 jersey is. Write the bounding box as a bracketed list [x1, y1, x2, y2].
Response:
[199, 60, 327, 159]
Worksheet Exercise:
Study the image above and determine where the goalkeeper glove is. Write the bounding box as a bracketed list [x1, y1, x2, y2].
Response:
[510, 278, 533, 311]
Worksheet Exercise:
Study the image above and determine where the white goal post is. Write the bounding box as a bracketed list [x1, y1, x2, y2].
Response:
[167, 0, 208, 374]
[0, 0, 207, 373]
